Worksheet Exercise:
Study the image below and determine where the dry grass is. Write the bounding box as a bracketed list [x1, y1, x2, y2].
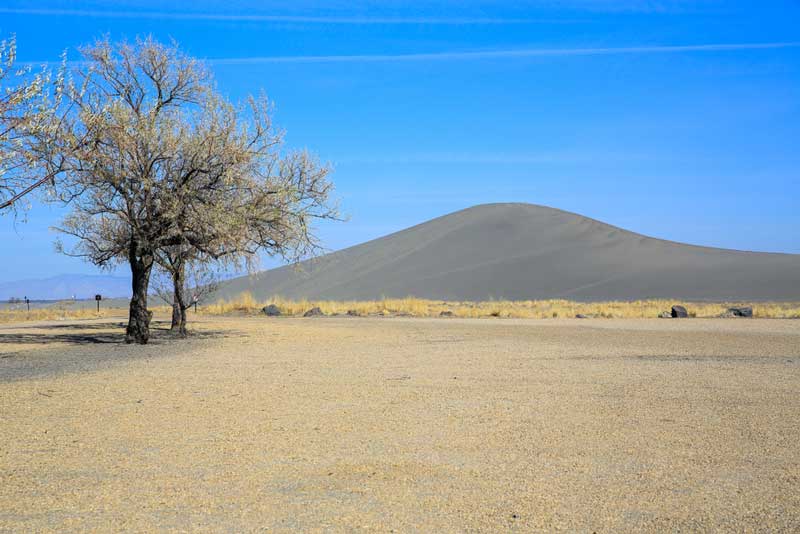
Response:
[2, 293, 797, 324]
[203, 292, 800, 319]
[0, 306, 108, 324]
[0, 303, 172, 324]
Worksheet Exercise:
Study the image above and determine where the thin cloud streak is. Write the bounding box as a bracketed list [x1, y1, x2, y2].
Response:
[0, 7, 566, 25]
[210, 42, 800, 64]
[18, 42, 800, 68]
[336, 150, 659, 165]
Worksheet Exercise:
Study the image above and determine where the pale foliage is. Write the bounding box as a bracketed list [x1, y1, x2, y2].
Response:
[0, 34, 61, 213]
[27, 36, 336, 342]
[41, 37, 336, 269]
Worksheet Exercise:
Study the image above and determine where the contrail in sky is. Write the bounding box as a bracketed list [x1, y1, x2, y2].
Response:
[209, 42, 800, 64]
[17, 42, 800, 68]
[0, 7, 563, 24]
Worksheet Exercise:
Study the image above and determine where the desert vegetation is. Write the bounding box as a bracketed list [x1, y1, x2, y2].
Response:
[0, 307, 108, 324]
[2, 35, 336, 343]
[0, 302, 174, 324]
[203, 292, 800, 319]
[0, 34, 61, 214]
[3, 293, 798, 324]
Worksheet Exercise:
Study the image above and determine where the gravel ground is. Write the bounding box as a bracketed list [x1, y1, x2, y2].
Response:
[1, 315, 799, 532]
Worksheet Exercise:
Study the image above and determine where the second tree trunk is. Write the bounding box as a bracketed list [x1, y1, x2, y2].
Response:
[170, 259, 188, 338]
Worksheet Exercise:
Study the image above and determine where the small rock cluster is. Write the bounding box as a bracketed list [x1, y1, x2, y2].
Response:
[671, 305, 689, 318]
[262, 304, 329, 317]
[723, 306, 753, 318]
[261, 304, 281, 316]
[303, 307, 325, 317]
[659, 304, 754, 319]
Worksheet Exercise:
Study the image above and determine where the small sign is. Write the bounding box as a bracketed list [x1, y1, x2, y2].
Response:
[95, 294, 102, 301]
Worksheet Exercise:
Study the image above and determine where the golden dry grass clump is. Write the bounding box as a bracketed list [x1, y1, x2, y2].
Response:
[0, 302, 174, 324]
[2, 293, 798, 324]
[0, 302, 108, 324]
[203, 292, 800, 319]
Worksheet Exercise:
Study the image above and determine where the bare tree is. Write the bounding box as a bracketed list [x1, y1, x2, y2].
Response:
[0, 35, 62, 214]
[33, 37, 336, 344]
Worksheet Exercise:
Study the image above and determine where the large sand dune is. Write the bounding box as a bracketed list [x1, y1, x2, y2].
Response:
[218, 203, 800, 301]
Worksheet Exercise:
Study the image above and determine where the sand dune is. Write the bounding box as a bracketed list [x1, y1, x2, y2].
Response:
[217, 203, 800, 301]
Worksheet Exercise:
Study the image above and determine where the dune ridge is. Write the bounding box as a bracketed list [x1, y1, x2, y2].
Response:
[215, 203, 800, 302]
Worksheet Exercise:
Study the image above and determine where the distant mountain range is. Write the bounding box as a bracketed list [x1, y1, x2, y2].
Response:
[215, 203, 800, 302]
[0, 274, 131, 302]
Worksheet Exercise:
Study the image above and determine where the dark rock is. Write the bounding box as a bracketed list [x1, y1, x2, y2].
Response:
[728, 306, 753, 318]
[671, 305, 689, 318]
[440, 311, 454, 317]
[575, 314, 589, 319]
[261, 304, 281, 316]
[346, 310, 360, 317]
[303, 307, 325, 317]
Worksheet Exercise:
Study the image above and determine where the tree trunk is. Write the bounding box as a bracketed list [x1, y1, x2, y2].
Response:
[179, 303, 188, 338]
[171, 293, 181, 332]
[170, 259, 188, 338]
[125, 239, 154, 344]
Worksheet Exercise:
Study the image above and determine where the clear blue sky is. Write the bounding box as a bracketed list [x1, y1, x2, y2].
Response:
[1, 1, 799, 283]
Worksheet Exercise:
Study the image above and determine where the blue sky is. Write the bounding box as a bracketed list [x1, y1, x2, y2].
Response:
[1, 0, 799, 283]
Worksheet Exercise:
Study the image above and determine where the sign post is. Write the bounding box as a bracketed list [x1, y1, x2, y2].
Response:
[25, 296, 29, 312]
[95, 294, 102, 313]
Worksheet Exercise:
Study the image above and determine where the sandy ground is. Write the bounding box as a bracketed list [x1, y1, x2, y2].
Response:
[1, 315, 799, 532]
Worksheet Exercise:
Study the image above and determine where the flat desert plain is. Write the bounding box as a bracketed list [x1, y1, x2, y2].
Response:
[1, 315, 799, 532]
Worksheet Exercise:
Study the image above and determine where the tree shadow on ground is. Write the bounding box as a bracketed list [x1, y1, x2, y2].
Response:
[0, 321, 236, 347]
[0, 322, 243, 382]
[14, 321, 129, 331]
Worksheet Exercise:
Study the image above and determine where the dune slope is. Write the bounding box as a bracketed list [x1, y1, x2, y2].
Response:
[216, 203, 800, 301]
